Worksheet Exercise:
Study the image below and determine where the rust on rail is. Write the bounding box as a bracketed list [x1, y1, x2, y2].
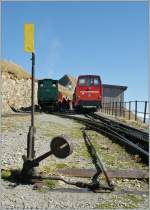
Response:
[57, 168, 149, 179]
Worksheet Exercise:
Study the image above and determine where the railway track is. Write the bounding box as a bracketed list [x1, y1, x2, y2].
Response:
[89, 113, 149, 141]
[52, 112, 149, 164]
[85, 113, 149, 152]
[3, 110, 148, 164]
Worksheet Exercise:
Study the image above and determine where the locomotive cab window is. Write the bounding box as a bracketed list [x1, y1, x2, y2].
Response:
[39, 81, 44, 87]
[93, 78, 100, 86]
[52, 81, 57, 87]
[87, 78, 91, 86]
[79, 78, 86, 86]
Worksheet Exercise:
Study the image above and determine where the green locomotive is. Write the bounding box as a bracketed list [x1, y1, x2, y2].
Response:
[38, 79, 60, 110]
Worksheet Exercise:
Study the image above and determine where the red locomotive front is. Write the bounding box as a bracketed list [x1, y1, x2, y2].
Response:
[73, 75, 103, 111]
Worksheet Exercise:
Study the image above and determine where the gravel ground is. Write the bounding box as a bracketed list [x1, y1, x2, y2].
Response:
[1, 113, 149, 209]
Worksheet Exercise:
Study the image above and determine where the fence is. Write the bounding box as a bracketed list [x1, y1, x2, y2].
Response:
[101, 101, 149, 124]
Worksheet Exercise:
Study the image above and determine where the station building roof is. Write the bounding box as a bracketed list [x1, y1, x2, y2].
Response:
[103, 84, 128, 91]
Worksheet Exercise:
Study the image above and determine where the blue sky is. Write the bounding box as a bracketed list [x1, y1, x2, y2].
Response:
[2, 1, 148, 102]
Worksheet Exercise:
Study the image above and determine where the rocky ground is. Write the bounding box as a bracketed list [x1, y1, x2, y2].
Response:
[1, 113, 149, 209]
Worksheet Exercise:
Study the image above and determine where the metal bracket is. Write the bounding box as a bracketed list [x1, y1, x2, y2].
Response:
[20, 136, 73, 181]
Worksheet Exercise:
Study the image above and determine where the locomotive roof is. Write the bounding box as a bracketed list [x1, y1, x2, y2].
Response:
[38, 78, 58, 81]
[78, 75, 101, 77]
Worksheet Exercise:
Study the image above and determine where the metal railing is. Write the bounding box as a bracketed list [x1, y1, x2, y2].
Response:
[101, 101, 149, 124]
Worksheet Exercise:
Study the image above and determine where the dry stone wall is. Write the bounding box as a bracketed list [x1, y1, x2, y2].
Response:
[2, 72, 38, 114]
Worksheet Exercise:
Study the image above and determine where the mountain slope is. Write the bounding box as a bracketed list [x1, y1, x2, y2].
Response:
[1, 60, 31, 80]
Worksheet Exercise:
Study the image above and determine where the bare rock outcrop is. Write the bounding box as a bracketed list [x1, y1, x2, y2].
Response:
[1, 61, 76, 114]
[1, 61, 38, 114]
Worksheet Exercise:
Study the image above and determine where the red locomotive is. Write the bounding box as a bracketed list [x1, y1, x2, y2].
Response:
[72, 75, 103, 111]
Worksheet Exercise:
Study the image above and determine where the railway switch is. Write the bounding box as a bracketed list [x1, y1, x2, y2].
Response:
[21, 136, 73, 180]
[50, 136, 73, 158]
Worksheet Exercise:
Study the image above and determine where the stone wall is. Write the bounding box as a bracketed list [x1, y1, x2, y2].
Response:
[2, 72, 38, 114]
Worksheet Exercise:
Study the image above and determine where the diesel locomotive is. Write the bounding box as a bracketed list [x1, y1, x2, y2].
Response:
[72, 75, 103, 111]
[38, 79, 62, 110]
[38, 75, 103, 112]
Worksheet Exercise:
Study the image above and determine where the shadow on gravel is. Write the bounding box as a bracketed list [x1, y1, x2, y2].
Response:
[2, 169, 148, 195]
[1, 169, 93, 193]
[2, 105, 41, 117]
[1, 169, 21, 188]
[51, 188, 149, 195]
[12, 105, 40, 113]
[49, 188, 93, 193]
[1, 169, 91, 193]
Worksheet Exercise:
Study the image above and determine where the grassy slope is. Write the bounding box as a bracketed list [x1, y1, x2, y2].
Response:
[1, 60, 31, 79]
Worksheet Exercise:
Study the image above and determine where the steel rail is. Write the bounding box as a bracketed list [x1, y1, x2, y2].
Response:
[90, 113, 149, 141]
[52, 112, 149, 163]
[85, 113, 149, 149]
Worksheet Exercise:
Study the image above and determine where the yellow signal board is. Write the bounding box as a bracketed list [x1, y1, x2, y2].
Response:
[24, 24, 34, 52]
